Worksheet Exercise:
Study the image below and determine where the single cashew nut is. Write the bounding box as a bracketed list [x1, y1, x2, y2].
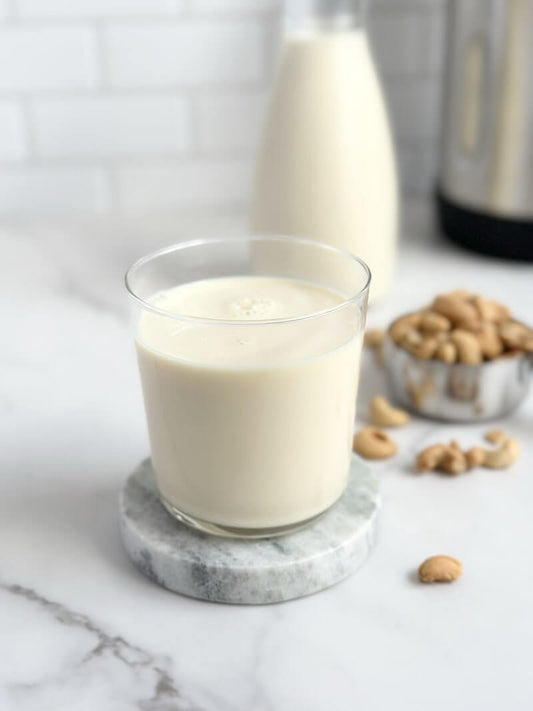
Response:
[476, 324, 504, 359]
[473, 296, 510, 324]
[353, 427, 397, 460]
[450, 329, 483, 365]
[435, 340, 457, 364]
[455, 317, 483, 333]
[418, 555, 463, 583]
[369, 396, 410, 427]
[420, 311, 451, 334]
[416, 444, 448, 472]
[365, 329, 385, 349]
[466, 446, 486, 469]
[402, 332, 439, 360]
[499, 321, 532, 350]
[432, 294, 478, 325]
[389, 313, 421, 345]
[448, 290, 472, 300]
[401, 328, 423, 348]
[483, 438, 521, 469]
[414, 336, 439, 360]
[440, 446, 468, 475]
[485, 429, 507, 445]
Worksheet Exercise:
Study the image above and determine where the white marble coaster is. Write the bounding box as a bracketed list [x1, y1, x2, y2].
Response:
[120, 458, 380, 605]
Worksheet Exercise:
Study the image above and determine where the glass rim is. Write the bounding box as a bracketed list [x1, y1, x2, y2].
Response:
[125, 235, 371, 327]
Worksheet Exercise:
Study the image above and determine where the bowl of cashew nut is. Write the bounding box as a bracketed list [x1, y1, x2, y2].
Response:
[373, 290, 533, 422]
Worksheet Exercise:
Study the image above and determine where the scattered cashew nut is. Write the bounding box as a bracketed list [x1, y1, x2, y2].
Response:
[440, 447, 468, 475]
[485, 429, 507, 445]
[369, 396, 410, 427]
[416, 444, 448, 472]
[465, 446, 486, 469]
[353, 427, 397, 460]
[483, 438, 521, 469]
[418, 555, 463, 583]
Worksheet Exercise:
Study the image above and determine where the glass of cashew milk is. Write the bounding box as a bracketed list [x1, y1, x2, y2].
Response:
[126, 236, 370, 538]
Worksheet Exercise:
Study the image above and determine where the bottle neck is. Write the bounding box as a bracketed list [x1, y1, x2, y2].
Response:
[284, 0, 367, 34]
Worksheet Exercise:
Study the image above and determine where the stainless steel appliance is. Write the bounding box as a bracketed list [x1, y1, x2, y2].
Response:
[437, 0, 533, 260]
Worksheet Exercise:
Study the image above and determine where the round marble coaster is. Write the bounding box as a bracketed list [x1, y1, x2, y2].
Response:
[120, 458, 380, 605]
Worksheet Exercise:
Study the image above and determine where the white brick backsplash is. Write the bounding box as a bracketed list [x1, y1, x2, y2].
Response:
[387, 80, 441, 140]
[197, 92, 266, 153]
[32, 96, 190, 159]
[117, 160, 251, 211]
[0, 1, 447, 214]
[104, 23, 263, 88]
[0, 102, 27, 161]
[369, 11, 428, 75]
[17, 0, 182, 17]
[0, 28, 97, 92]
[0, 168, 108, 214]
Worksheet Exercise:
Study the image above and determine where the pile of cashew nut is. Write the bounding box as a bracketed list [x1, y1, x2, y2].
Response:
[358, 292, 527, 584]
[417, 430, 521, 474]
[387, 290, 533, 365]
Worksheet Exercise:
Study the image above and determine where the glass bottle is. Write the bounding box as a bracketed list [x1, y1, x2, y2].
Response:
[251, 0, 398, 303]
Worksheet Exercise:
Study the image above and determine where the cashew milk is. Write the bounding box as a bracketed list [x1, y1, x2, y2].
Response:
[136, 276, 362, 530]
[251, 30, 398, 302]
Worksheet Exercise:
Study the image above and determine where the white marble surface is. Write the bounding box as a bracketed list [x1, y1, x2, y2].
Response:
[2, 200, 533, 710]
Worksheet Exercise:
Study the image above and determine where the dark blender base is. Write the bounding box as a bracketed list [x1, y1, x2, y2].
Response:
[436, 190, 533, 261]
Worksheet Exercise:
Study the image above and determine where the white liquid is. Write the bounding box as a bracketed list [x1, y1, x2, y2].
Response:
[251, 30, 398, 303]
[136, 276, 362, 530]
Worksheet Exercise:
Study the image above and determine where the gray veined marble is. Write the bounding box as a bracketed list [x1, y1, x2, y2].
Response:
[120, 457, 380, 604]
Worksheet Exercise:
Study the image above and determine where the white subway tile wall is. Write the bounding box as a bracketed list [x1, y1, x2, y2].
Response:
[0, 0, 446, 215]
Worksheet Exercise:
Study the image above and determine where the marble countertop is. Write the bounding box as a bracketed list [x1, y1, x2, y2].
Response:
[2, 201, 533, 711]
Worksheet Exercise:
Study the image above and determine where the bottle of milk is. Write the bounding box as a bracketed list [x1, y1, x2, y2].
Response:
[251, 0, 398, 303]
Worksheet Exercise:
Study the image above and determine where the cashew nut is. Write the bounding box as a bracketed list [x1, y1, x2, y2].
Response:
[402, 331, 439, 360]
[353, 427, 397, 460]
[465, 446, 486, 469]
[440, 446, 468, 475]
[432, 294, 478, 325]
[473, 296, 510, 324]
[476, 324, 504, 359]
[485, 429, 507, 445]
[450, 329, 483, 365]
[389, 313, 421, 345]
[364, 329, 386, 367]
[483, 438, 521, 469]
[369, 396, 410, 427]
[499, 321, 532, 350]
[418, 555, 463, 583]
[420, 311, 451, 334]
[448, 290, 472, 300]
[416, 444, 448, 472]
[455, 317, 483, 333]
[435, 340, 457, 364]
[365, 329, 385, 349]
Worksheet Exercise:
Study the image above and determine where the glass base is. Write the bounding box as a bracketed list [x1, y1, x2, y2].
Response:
[160, 497, 329, 539]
